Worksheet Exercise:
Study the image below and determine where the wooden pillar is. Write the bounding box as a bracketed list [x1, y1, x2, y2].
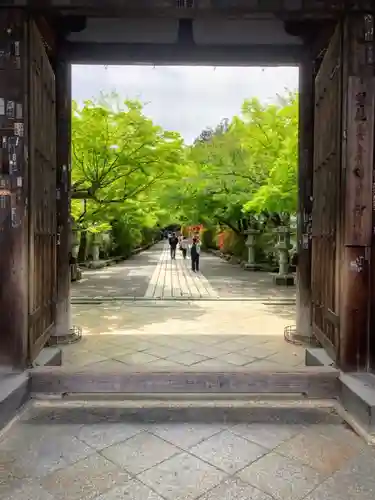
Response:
[296, 54, 314, 340]
[0, 10, 28, 368]
[340, 13, 375, 370]
[54, 51, 72, 338]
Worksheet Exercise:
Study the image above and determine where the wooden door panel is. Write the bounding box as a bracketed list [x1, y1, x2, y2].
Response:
[311, 23, 342, 361]
[28, 20, 57, 361]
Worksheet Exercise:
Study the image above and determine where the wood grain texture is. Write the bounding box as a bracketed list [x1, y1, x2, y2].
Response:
[311, 22, 342, 360]
[0, 10, 29, 368]
[27, 19, 57, 361]
[339, 14, 375, 370]
[340, 246, 369, 369]
[296, 55, 314, 339]
[344, 76, 375, 246]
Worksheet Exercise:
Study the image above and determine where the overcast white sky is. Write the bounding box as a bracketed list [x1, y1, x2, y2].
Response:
[72, 65, 299, 144]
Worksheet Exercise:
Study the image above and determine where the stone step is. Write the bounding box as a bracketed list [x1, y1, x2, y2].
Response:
[0, 372, 29, 431]
[339, 373, 375, 435]
[29, 366, 339, 399]
[305, 347, 335, 367]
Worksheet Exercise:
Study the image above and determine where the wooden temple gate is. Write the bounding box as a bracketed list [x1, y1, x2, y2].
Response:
[28, 20, 58, 362]
[311, 15, 375, 370]
[0, 12, 63, 367]
[311, 24, 342, 363]
[0, 3, 374, 373]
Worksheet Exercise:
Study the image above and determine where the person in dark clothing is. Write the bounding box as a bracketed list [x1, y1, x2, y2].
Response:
[169, 232, 179, 259]
[190, 236, 201, 272]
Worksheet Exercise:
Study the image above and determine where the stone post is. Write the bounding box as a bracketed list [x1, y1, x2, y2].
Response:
[273, 226, 294, 286]
[70, 225, 81, 282]
[71, 227, 80, 260]
[91, 233, 101, 262]
[244, 229, 260, 270]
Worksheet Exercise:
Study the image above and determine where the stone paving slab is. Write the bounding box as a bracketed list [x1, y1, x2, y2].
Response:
[201, 251, 296, 300]
[66, 241, 299, 372]
[71, 245, 161, 299]
[145, 242, 218, 299]
[1, 401, 374, 500]
[62, 328, 304, 372]
[72, 241, 295, 302]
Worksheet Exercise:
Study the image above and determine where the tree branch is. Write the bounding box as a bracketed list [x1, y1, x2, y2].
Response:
[215, 216, 243, 236]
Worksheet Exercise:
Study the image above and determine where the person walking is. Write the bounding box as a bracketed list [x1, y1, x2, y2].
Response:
[190, 236, 201, 272]
[180, 236, 188, 259]
[168, 232, 179, 260]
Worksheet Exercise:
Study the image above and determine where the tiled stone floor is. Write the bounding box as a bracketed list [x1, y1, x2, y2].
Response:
[67, 242, 301, 371]
[1, 401, 375, 499]
[62, 332, 305, 371]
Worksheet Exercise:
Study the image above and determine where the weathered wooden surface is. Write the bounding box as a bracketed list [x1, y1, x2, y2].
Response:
[30, 366, 340, 398]
[54, 53, 72, 338]
[344, 76, 374, 246]
[339, 14, 375, 370]
[2, 0, 373, 17]
[340, 247, 369, 368]
[28, 19, 57, 361]
[0, 10, 29, 368]
[63, 42, 303, 66]
[311, 22, 342, 361]
[296, 54, 314, 340]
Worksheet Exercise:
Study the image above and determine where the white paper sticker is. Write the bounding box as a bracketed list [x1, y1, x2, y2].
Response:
[6, 100, 15, 119]
[14, 122, 24, 137]
[11, 207, 17, 227]
[16, 176, 22, 187]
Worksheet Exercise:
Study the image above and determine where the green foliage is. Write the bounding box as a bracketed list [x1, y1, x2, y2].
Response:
[163, 92, 298, 237]
[71, 90, 298, 260]
[71, 94, 183, 256]
[200, 227, 218, 250]
[243, 93, 298, 215]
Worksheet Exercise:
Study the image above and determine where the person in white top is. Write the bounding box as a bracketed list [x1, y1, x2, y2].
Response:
[180, 236, 189, 259]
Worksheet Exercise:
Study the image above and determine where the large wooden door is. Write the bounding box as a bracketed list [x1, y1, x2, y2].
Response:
[311, 24, 343, 362]
[28, 20, 57, 362]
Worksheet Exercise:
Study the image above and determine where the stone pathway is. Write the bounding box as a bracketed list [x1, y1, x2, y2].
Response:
[1, 401, 375, 500]
[67, 241, 301, 371]
[145, 243, 218, 299]
[71, 246, 161, 299]
[2, 243, 375, 499]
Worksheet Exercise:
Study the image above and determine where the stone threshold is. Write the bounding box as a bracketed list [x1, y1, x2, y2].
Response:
[70, 296, 296, 304]
[29, 366, 339, 399]
[1, 358, 375, 446]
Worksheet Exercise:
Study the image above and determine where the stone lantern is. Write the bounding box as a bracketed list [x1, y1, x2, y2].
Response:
[273, 226, 294, 286]
[71, 225, 80, 259]
[91, 232, 101, 262]
[244, 228, 260, 270]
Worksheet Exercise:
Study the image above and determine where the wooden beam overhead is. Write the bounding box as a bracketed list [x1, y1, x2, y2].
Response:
[0, 1, 372, 19]
[62, 41, 303, 65]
